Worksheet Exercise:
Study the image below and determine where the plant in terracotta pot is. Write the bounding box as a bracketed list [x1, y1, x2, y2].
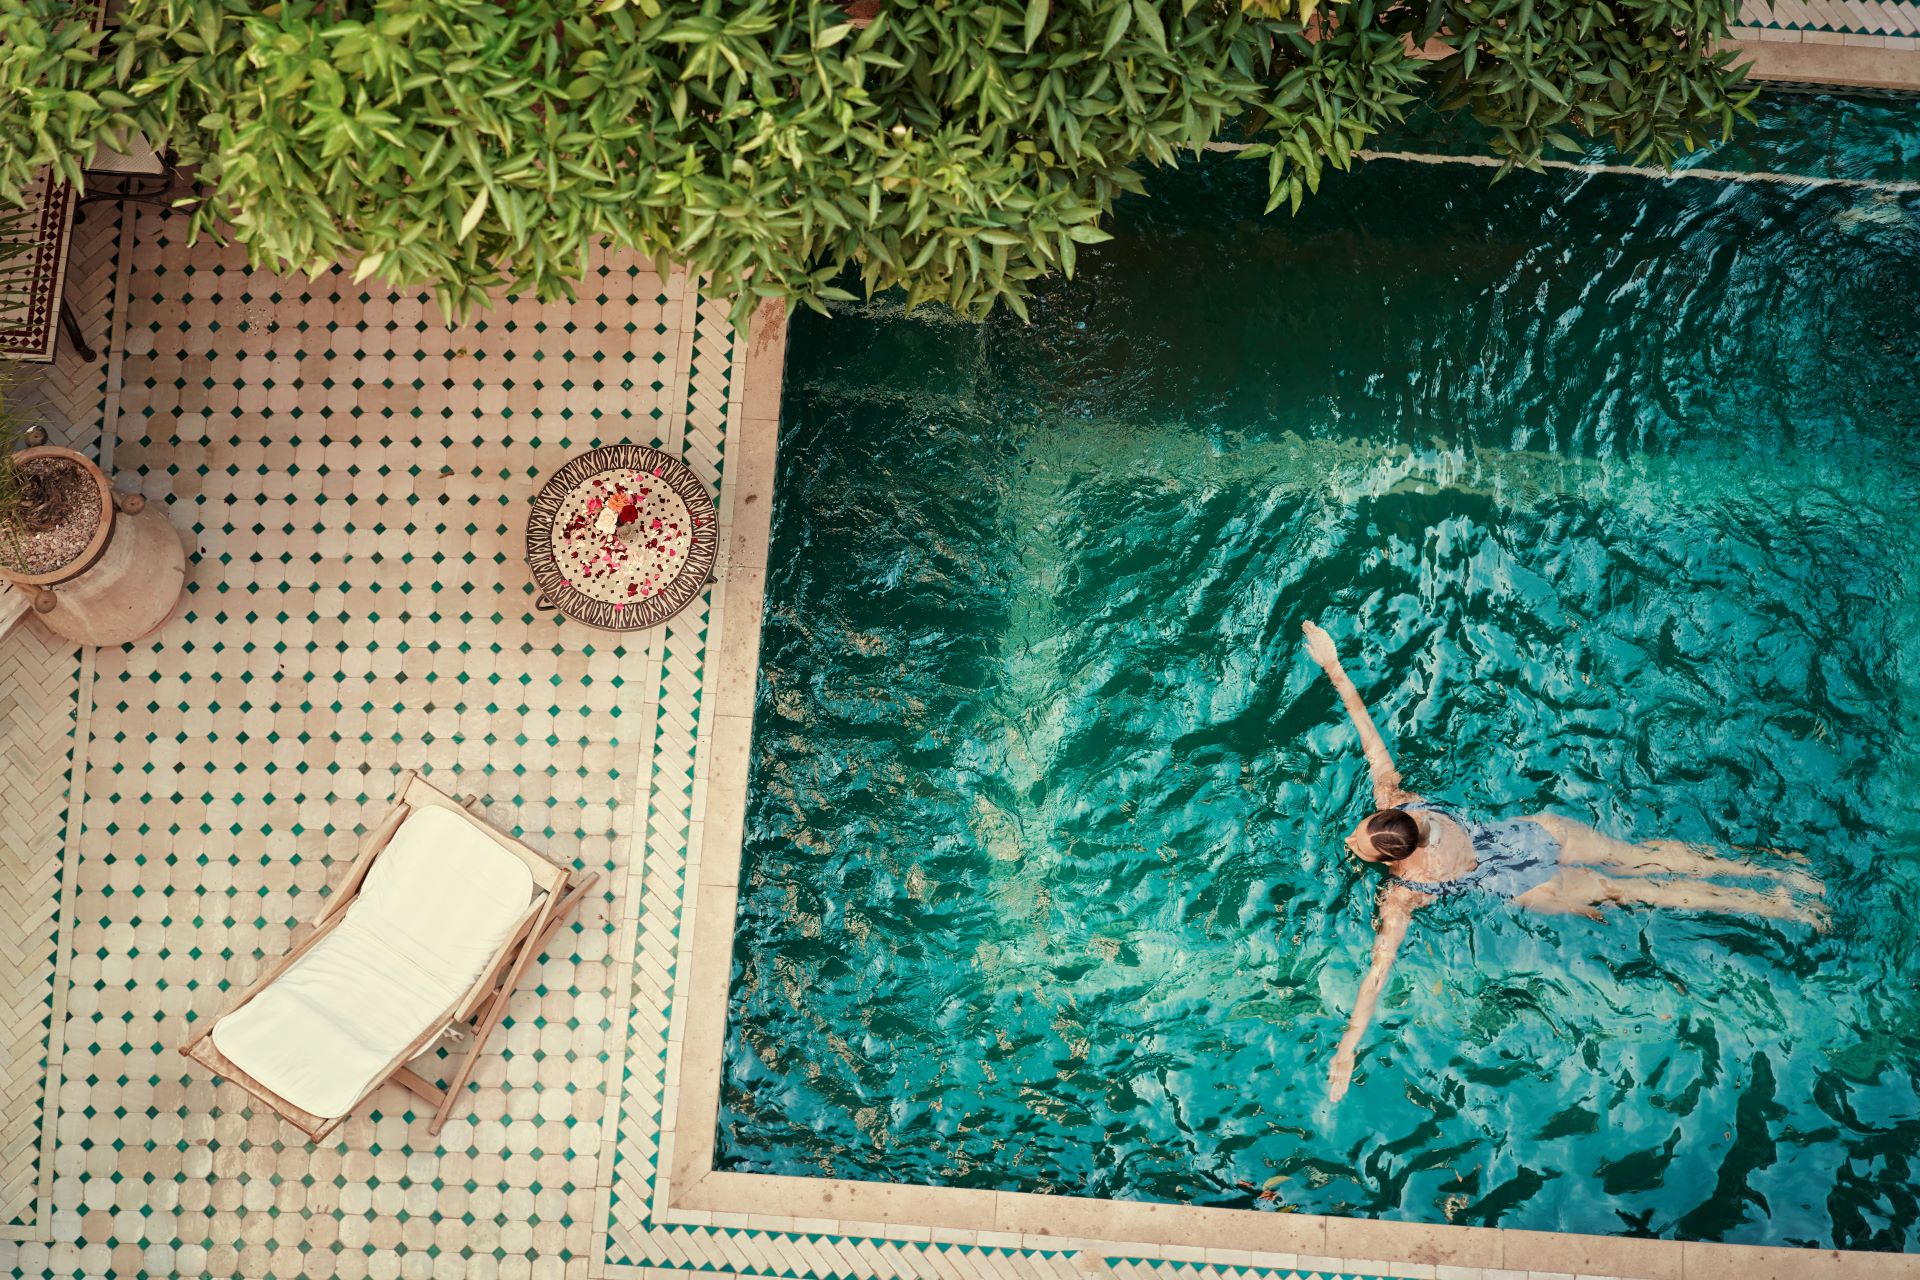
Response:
[0, 416, 98, 567]
[0, 368, 188, 645]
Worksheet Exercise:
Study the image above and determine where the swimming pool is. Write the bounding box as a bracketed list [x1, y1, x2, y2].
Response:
[716, 91, 1920, 1252]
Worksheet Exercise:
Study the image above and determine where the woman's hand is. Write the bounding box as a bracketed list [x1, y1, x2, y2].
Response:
[1327, 1048, 1356, 1103]
[1302, 620, 1341, 673]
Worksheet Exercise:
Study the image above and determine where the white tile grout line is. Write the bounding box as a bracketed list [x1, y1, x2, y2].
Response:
[1202, 139, 1920, 192]
[97, 205, 137, 474]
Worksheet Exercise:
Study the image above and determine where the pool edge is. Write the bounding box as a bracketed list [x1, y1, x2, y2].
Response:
[1732, 36, 1920, 93]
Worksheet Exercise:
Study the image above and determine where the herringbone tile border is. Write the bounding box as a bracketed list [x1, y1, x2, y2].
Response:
[600, 282, 727, 1270]
[0, 205, 124, 1240]
[0, 621, 82, 1235]
[1737, 0, 1920, 35]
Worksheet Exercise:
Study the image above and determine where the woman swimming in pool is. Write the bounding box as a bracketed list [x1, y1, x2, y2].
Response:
[1302, 620, 1827, 1103]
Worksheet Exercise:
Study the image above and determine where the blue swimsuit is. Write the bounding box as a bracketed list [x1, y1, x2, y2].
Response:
[1393, 804, 1563, 900]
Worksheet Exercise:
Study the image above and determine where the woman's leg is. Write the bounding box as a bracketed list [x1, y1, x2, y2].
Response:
[1517, 867, 1827, 929]
[1638, 840, 1824, 896]
[1531, 814, 1821, 895]
[1603, 874, 1827, 929]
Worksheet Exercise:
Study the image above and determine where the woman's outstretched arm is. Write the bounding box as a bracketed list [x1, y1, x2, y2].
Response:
[1327, 882, 1428, 1102]
[1302, 620, 1416, 808]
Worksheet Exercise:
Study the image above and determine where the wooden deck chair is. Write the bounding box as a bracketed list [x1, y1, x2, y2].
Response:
[181, 771, 598, 1142]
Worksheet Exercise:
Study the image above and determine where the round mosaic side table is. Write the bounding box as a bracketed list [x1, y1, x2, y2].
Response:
[525, 444, 718, 631]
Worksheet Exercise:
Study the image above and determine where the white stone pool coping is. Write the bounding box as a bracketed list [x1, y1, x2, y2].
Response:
[656, 300, 1919, 1280]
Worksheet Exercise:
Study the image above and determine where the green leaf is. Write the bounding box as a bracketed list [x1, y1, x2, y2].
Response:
[1132, 0, 1167, 52]
[1023, 0, 1051, 51]
[1100, 2, 1133, 56]
[458, 188, 489, 241]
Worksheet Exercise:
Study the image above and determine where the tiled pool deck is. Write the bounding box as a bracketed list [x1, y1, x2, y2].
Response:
[1734, 0, 1920, 61]
[1728, 0, 1920, 87]
[3, 75, 1920, 1280]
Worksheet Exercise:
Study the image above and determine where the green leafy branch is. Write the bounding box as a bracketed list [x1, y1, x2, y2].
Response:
[0, 0, 1755, 328]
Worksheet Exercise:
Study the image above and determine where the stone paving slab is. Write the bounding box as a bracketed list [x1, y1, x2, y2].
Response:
[1731, 0, 1920, 84]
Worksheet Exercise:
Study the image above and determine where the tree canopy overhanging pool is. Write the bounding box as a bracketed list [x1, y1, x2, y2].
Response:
[715, 92, 1920, 1252]
[1, 0, 1758, 326]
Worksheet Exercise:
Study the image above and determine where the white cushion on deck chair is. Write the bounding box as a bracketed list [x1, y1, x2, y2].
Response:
[212, 806, 536, 1119]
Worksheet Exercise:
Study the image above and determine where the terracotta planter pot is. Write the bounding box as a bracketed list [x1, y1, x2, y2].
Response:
[0, 446, 187, 646]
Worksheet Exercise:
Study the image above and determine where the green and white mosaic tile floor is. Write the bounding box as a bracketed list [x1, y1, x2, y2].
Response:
[0, 204, 1647, 1280]
[0, 202, 724, 1280]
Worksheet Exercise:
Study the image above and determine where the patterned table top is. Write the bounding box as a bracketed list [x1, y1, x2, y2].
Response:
[525, 443, 718, 630]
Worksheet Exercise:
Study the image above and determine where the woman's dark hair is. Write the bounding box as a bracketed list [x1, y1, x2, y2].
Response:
[1365, 808, 1422, 862]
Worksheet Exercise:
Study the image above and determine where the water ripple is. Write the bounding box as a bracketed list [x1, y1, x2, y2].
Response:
[719, 94, 1920, 1252]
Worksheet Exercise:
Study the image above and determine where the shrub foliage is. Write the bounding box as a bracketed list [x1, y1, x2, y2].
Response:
[0, 0, 1753, 321]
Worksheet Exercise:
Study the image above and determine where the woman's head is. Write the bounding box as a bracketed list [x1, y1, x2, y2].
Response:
[1347, 808, 1422, 864]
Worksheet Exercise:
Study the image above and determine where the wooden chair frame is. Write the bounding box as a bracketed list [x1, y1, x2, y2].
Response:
[180, 771, 599, 1143]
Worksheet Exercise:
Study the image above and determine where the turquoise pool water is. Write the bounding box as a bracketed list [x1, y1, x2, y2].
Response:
[717, 92, 1920, 1250]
